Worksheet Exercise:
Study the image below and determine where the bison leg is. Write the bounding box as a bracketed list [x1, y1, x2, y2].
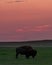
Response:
[25, 55, 29, 59]
[32, 52, 37, 59]
[32, 55, 35, 59]
[16, 53, 19, 59]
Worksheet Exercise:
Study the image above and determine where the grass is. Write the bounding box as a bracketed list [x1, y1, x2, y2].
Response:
[0, 47, 52, 65]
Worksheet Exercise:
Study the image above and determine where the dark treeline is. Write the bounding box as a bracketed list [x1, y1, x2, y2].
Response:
[0, 40, 52, 44]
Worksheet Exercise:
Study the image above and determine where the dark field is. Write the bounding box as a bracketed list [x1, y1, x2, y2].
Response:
[0, 47, 52, 65]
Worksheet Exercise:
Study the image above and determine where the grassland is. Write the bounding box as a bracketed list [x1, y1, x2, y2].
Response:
[0, 47, 52, 65]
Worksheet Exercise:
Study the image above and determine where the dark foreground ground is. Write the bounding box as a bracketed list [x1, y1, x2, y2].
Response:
[0, 40, 52, 65]
[0, 47, 52, 65]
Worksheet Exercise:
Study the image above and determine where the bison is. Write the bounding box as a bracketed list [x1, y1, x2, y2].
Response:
[16, 46, 37, 59]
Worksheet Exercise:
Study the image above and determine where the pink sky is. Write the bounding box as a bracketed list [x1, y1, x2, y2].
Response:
[0, 0, 52, 41]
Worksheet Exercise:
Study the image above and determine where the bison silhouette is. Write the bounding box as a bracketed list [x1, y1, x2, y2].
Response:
[16, 46, 37, 59]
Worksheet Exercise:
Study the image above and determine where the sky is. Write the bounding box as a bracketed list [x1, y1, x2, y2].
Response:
[0, 0, 52, 42]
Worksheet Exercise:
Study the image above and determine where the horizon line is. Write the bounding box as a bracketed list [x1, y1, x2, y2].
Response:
[0, 39, 52, 42]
